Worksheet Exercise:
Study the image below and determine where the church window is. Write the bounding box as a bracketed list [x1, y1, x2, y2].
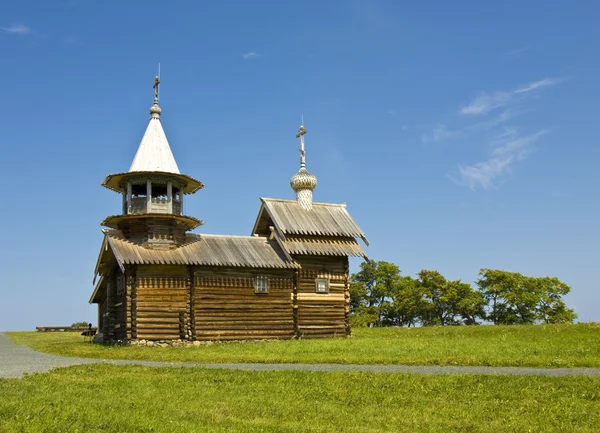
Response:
[315, 278, 329, 294]
[255, 276, 269, 294]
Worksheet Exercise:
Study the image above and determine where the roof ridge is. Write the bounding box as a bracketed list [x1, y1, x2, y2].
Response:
[260, 197, 347, 207]
[199, 233, 269, 240]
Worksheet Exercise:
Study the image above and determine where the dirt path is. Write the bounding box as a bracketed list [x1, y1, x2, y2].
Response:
[2, 333, 599, 378]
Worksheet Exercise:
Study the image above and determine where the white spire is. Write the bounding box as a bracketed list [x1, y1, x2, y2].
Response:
[128, 76, 180, 174]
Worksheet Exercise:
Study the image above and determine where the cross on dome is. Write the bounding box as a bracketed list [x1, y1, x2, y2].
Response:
[290, 124, 317, 210]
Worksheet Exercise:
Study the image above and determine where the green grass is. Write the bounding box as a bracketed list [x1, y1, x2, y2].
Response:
[1, 364, 599, 432]
[8, 323, 600, 367]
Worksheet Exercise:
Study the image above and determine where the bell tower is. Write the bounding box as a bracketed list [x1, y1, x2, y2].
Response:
[100, 76, 204, 248]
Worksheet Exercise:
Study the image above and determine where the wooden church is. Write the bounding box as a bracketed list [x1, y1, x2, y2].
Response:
[90, 77, 368, 342]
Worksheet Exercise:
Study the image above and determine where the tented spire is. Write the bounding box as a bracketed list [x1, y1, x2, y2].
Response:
[129, 76, 180, 174]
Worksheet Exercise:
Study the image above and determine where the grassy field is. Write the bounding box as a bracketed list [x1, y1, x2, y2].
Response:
[8, 323, 600, 367]
[1, 364, 599, 432]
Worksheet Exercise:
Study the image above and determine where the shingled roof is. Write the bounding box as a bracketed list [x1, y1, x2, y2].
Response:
[252, 198, 368, 244]
[281, 235, 366, 258]
[97, 230, 298, 274]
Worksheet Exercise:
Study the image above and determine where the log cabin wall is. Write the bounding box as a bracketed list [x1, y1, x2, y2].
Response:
[125, 265, 137, 340]
[193, 267, 295, 341]
[293, 255, 350, 338]
[135, 265, 189, 341]
[114, 271, 128, 340]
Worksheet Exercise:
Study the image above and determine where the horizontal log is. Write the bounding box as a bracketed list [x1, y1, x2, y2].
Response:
[195, 294, 291, 301]
[196, 314, 293, 325]
[297, 293, 345, 301]
[136, 323, 181, 329]
[195, 329, 294, 336]
[194, 311, 293, 318]
[136, 297, 188, 303]
[197, 325, 294, 331]
[136, 302, 187, 308]
[194, 334, 295, 341]
[136, 334, 181, 340]
[196, 301, 292, 311]
[136, 311, 181, 318]
[136, 317, 181, 324]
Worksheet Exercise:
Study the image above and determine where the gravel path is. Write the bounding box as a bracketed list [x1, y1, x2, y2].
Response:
[2, 333, 600, 379]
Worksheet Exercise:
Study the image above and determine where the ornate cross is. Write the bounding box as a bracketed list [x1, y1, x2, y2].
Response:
[153, 75, 160, 102]
[296, 125, 307, 168]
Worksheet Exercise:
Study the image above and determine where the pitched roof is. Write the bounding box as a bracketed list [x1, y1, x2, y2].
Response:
[254, 198, 368, 244]
[129, 115, 180, 174]
[101, 230, 298, 270]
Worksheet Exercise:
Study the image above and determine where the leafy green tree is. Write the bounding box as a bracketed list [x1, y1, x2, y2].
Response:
[531, 276, 577, 324]
[417, 270, 484, 326]
[350, 261, 402, 327]
[384, 276, 425, 327]
[477, 269, 576, 325]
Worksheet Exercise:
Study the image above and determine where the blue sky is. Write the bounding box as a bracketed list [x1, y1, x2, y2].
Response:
[1, 1, 598, 330]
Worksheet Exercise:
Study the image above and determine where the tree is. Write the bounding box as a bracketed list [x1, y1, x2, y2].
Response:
[384, 276, 425, 327]
[417, 270, 485, 326]
[350, 261, 402, 327]
[477, 269, 576, 325]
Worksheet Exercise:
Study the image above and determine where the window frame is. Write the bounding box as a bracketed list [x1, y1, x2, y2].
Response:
[315, 277, 330, 294]
[255, 276, 269, 294]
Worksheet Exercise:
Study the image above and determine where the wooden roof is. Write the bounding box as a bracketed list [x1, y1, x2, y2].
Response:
[101, 230, 298, 271]
[281, 235, 366, 258]
[129, 114, 179, 174]
[102, 171, 204, 195]
[101, 213, 203, 230]
[253, 198, 368, 245]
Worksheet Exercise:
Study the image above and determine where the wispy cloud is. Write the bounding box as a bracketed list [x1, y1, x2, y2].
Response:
[421, 77, 561, 190]
[514, 78, 560, 94]
[460, 78, 560, 116]
[421, 109, 514, 144]
[2, 24, 31, 35]
[241, 51, 260, 60]
[451, 129, 548, 190]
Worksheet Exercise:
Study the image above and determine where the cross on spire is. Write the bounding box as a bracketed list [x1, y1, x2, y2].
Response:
[153, 75, 160, 104]
[296, 125, 307, 168]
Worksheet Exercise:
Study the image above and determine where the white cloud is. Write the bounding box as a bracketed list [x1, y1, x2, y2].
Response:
[452, 129, 548, 190]
[421, 110, 514, 144]
[460, 78, 560, 116]
[491, 129, 547, 158]
[421, 76, 561, 190]
[2, 24, 31, 34]
[453, 155, 514, 190]
[514, 78, 560, 94]
[460, 91, 510, 116]
[242, 52, 260, 60]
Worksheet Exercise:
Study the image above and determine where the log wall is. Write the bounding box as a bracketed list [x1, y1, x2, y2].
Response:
[135, 265, 188, 340]
[294, 255, 350, 338]
[194, 267, 295, 341]
[101, 257, 350, 342]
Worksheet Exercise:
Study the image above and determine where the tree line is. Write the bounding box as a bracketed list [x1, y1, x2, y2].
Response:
[349, 261, 577, 327]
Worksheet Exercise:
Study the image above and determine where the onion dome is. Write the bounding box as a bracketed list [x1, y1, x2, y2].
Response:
[290, 167, 317, 191]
